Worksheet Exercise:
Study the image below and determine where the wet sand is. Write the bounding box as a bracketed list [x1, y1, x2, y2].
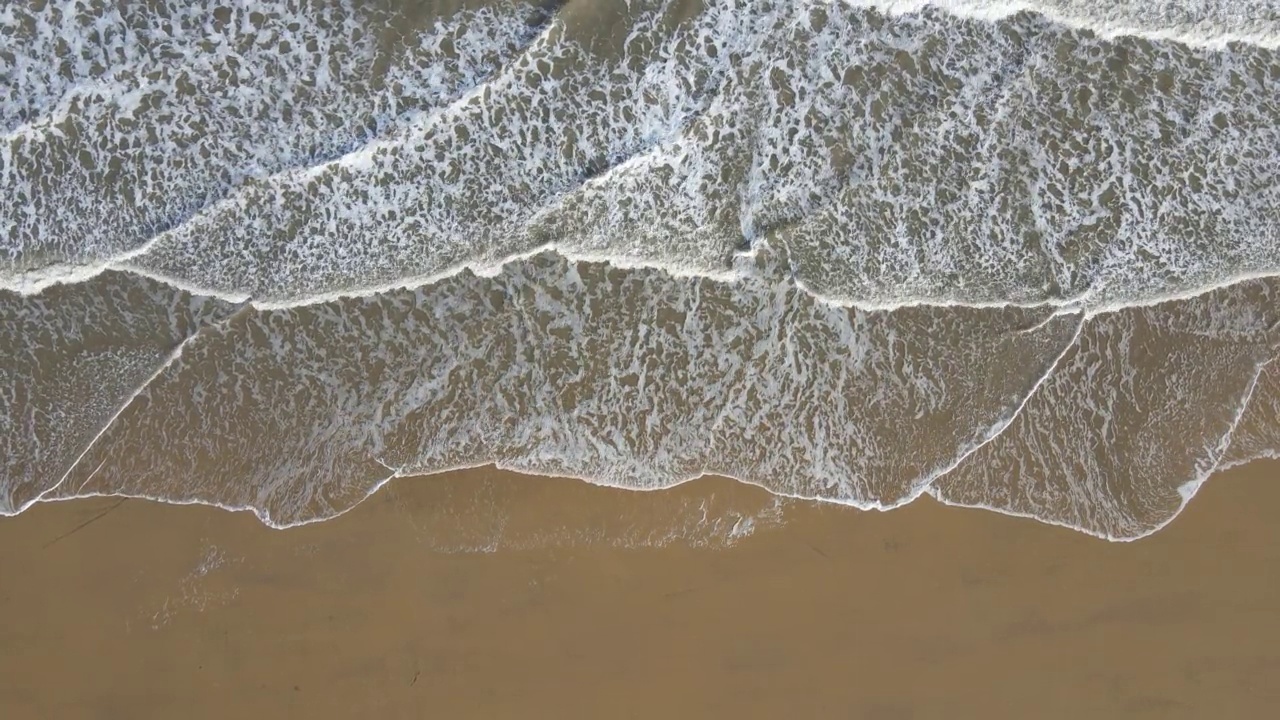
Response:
[2, 461, 1279, 719]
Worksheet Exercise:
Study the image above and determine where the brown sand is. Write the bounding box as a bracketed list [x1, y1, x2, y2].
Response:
[2, 461, 1279, 719]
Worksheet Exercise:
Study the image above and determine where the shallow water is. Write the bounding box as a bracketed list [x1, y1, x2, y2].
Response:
[4, 0, 1279, 539]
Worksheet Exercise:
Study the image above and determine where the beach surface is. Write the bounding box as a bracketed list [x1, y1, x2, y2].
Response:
[3, 460, 1278, 719]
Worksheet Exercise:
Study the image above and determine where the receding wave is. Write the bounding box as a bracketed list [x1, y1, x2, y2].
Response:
[3, 0, 1279, 540]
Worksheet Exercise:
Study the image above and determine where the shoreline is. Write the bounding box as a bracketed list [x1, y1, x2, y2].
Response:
[2, 458, 1277, 717]
[11, 454, 1276, 542]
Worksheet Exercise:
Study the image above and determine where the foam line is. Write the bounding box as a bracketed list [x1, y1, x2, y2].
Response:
[38, 243, 1280, 320]
[850, 0, 1280, 47]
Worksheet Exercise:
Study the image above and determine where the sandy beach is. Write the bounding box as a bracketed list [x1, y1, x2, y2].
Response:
[3, 460, 1278, 719]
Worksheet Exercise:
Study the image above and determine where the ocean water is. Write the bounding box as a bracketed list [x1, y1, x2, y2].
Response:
[3, 0, 1279, 539]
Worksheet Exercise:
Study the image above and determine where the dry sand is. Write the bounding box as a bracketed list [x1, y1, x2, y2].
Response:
[2, 461, 1279, 719]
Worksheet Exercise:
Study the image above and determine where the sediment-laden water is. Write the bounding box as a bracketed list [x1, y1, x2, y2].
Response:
[4, 0, 1279, 539]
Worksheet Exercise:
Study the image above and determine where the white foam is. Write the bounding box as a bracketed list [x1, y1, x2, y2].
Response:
[2, 0, 545, 278]
[7, 0, 1280, 311]
[852, 1, 1280, 47]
